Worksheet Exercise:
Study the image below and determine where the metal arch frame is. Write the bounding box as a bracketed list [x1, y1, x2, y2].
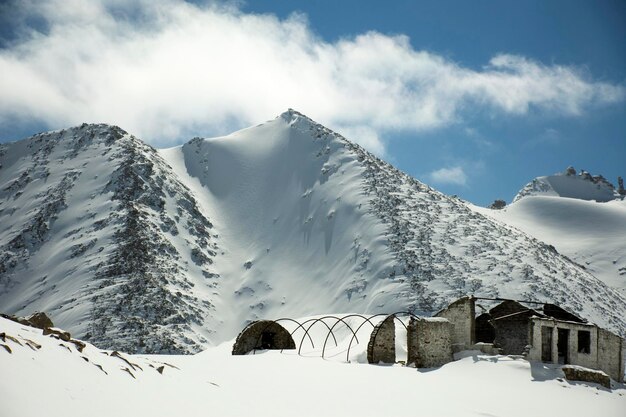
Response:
[251, 318, 312, 355]
[289, 317, 339, 353]
[298, 315, 360, 356]
[318, 314, 378, 359]
[243, 312, 428, 362]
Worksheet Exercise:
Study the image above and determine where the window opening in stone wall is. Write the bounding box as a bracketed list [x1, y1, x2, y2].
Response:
[577, 330, 591, 354]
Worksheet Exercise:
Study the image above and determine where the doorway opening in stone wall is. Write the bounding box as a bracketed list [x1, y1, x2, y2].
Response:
[261, 331, 277, 349]
[475, 313, 495, 343]
[557, 328, 569, 364]
[541, 326, 553, 362]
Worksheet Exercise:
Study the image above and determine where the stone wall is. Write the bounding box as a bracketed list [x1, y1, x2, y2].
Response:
[232, 320, 296, 355]
[598, 328, 625, 382]
[407, 317, 453, 368]
[526, 320, 547, 362]
[367, 315, 396, 364]
[490, 300, 533, 355]
[434, 296, 475, 352]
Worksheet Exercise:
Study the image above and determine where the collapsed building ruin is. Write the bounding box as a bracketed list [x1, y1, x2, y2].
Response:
[526, 317, 624, 382]
[231, 296, 625, 383]
[432, 296, 624, 381]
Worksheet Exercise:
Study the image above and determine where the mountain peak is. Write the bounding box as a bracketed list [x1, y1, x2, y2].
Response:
[513, 166, 621, 203]
[279, 108, 306, 123]
[43, 123, 127, 139]
[278, 109, 324, 131]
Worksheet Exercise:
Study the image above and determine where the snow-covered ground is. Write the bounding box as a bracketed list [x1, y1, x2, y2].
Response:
[1, 317, 624, 417]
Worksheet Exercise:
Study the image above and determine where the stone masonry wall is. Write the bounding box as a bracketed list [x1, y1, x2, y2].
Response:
[367, 315, 395, 364]
[489, 301, 533, 355]
[598, 328, 625, 382]
[434, 296, 475, 352]
[407, 317, 453, 368]
[407, 317, 419, 366]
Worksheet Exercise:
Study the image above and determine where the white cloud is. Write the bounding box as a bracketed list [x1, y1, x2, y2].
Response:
[429, 166, 468, 186]
[0, 0, 624, 152]
[333, 125, 386, 157]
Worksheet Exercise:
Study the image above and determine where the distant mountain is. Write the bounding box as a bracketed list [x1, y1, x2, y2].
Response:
[513, 166, 622, 203]
[476, 167, 626, 297]
[1, 111, 625, 353]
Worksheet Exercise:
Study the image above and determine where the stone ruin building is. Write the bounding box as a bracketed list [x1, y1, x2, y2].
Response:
[437, 296, 625, 382]
[526, 317, 624, 382]
[231, 296, 625, 383]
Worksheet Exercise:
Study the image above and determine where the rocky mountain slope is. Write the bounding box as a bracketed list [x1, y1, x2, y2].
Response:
[1, 111, 625, 353]
[0, 125, 220, 353]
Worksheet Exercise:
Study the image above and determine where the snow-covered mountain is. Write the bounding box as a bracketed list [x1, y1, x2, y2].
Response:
[1, 110, 625, 353]
[513, 166, 622, 203]
[0, 125, 220, 353]
[476, 168, 626, 296]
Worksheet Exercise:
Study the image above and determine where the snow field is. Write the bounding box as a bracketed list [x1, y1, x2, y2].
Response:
[1, 317, 625, 417]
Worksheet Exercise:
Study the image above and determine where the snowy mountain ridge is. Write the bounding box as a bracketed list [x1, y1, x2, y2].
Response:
[1, 110, 625, 353]
[513, 166, 623, 203]
[0, 124, 220, 353]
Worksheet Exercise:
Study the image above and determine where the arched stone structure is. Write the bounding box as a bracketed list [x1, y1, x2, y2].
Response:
[367, 315, 396, 364]
[232, 320, 296, 355]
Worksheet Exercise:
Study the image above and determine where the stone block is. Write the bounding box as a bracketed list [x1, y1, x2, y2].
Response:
[562, 365, 610, 389]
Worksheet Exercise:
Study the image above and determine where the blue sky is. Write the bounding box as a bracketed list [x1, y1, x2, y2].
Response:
[0, 0, 624, 205]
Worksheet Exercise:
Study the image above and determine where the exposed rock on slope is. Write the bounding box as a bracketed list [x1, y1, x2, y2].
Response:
[0, 124, 219, 353]
[331, 116, 626, 331]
